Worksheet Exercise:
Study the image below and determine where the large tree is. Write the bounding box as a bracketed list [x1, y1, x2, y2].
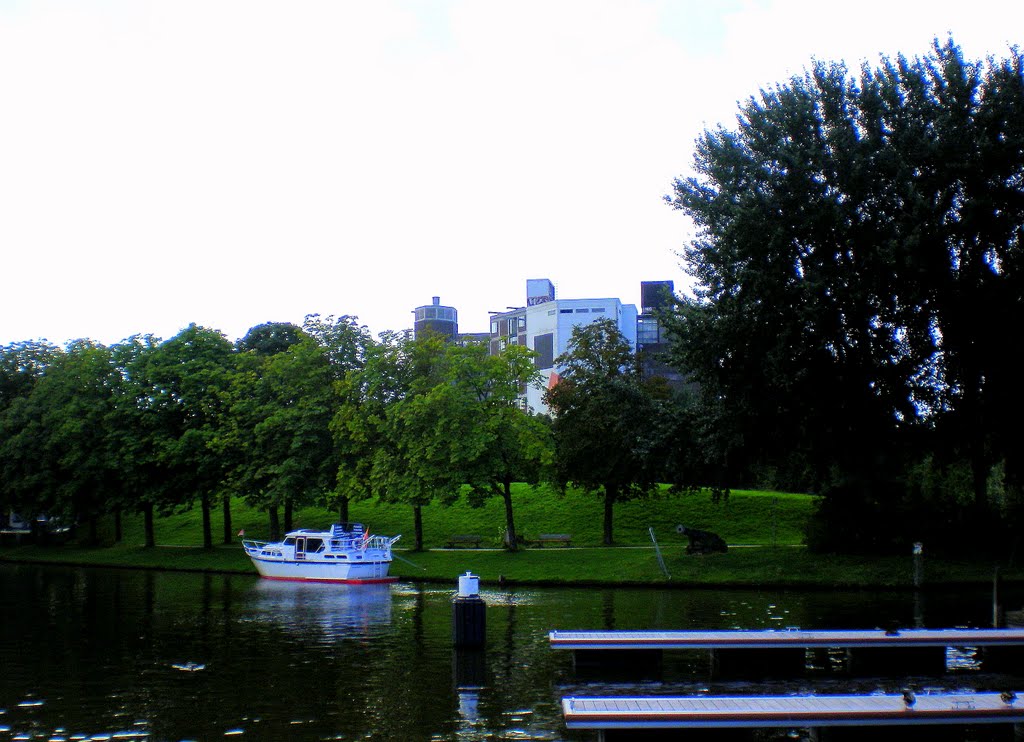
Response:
[108, 335, 168, 547]
[0, 341, 62, 524]
[429, 343, 553, 551]
[232, 335, 336, 537]
[225, 322, 307, 539]
[139, 325, 236, 548]
[302, 314, 372, 525]
[23, 341, 121, 543]
[225, 316, 369, 539]
[545, 318, 664, 545]
[664, 39, 1024, 551]
[335, 333, 462, 550]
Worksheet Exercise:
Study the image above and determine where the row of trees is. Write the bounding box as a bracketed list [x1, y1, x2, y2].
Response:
[0, 317, 697, 550]
[664, 38, 1024, 554]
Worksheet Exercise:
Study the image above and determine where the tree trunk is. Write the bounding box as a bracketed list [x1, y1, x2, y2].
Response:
[201, 492, 212, 549]
[339, 495, 349, 524]
[143, 502, 155, 548]
[1002, 447, 1023, 565]
[284, 498, 293, 532]
[222, 496, 233, 544]
[502, 479, 518, 551]
[268, 506, 280, 540]
[413, 504, 423, 551]
[970, 443, 989, 513]
[962, 367, 990, 514]
[603, 483, 617, 546]
[114, 508, 122, 543]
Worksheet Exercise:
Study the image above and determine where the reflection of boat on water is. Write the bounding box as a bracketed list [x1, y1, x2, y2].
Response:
[249, 579, 394, 639]
[242, 523, 400, 583]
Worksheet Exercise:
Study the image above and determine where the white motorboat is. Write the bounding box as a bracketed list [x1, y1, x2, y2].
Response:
[242, 522, 400, 583]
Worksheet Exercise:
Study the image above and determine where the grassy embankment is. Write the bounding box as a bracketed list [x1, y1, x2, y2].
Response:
[1, 486, 1019, 588]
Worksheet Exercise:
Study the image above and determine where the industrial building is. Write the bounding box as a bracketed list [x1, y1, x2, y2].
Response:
[413, 278, 678, 414]
[488, 279, 639, 413]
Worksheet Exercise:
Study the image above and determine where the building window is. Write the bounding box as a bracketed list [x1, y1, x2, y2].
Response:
[534, 333, 554, 370]
[575, 308, 589, 313]
[637, 317, 661, 345]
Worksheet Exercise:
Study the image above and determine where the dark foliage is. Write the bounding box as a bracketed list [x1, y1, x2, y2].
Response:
[665, 39, 1024, 554]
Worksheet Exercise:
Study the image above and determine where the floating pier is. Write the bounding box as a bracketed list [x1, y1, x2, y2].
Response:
[563, 691, 1024, 740]
[549, 628, 1024, 678]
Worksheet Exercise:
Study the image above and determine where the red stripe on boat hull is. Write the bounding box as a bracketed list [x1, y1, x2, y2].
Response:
[259, 575, 399, 585]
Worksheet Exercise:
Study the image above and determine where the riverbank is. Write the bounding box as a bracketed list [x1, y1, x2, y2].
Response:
[1, 541, 1020, 589]
[3, 488, 1019, 588]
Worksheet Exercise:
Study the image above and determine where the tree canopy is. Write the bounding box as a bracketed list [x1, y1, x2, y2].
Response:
[665, 38, 1024, 552]
[545, 318, 671, 544]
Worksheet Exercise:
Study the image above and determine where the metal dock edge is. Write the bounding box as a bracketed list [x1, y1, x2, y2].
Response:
[562, 692, 1024, 730]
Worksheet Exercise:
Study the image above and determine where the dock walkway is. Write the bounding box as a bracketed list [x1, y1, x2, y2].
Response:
[562, 691, 1024, 730]
[551, 628, 1024, 677]
[549, 628, 1024, 650]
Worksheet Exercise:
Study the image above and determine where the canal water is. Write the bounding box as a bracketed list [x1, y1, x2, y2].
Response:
[0, 564, 1020, 741]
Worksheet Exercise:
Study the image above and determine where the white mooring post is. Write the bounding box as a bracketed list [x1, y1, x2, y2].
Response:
[452, 572, 486, 648]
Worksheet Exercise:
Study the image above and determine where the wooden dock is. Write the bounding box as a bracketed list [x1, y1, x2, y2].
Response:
[562, 691, 1024, 729]
[550, 628, 1024, 678]
[549, 628, 1024, 649]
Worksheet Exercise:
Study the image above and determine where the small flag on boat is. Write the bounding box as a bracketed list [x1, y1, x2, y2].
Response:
[237, 529, 245, 537]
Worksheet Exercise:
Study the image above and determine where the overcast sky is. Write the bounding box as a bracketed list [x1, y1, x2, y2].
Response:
[2, 0, 1021, 346]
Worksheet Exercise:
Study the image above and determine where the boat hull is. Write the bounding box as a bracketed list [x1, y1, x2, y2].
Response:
[248, 555, 396, 584]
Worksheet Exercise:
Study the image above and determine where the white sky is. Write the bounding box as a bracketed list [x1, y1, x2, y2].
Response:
[1, 0, 1020, 345]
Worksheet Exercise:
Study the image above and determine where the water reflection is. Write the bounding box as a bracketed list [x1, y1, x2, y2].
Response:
[245, 579, 394, 642]
[0, 565, 1021, 741]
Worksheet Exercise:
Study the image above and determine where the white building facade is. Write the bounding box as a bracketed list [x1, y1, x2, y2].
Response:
[489, 279, 638, 414]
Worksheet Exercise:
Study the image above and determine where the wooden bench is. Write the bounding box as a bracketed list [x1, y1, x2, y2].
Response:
[446, 534, 482, 548]
[0, 528, 32, 545]
[533, 533, 572, 547]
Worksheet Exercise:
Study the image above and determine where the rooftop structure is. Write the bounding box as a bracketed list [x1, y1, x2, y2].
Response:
[412, 296, 458, 341]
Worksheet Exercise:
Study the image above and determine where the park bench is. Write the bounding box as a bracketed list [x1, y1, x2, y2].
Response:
[446, 534, 483, 548]
[0, 527, 32, 545]
[533, 533, 572, 547]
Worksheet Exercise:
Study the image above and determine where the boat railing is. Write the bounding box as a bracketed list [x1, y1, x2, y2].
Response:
[362, 534, 401, 553]
[243, 534, 400, 555]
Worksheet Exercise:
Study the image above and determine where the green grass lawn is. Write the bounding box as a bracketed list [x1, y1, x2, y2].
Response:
[145, 484, 812, 549]
[2, 486, 1021, 587]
